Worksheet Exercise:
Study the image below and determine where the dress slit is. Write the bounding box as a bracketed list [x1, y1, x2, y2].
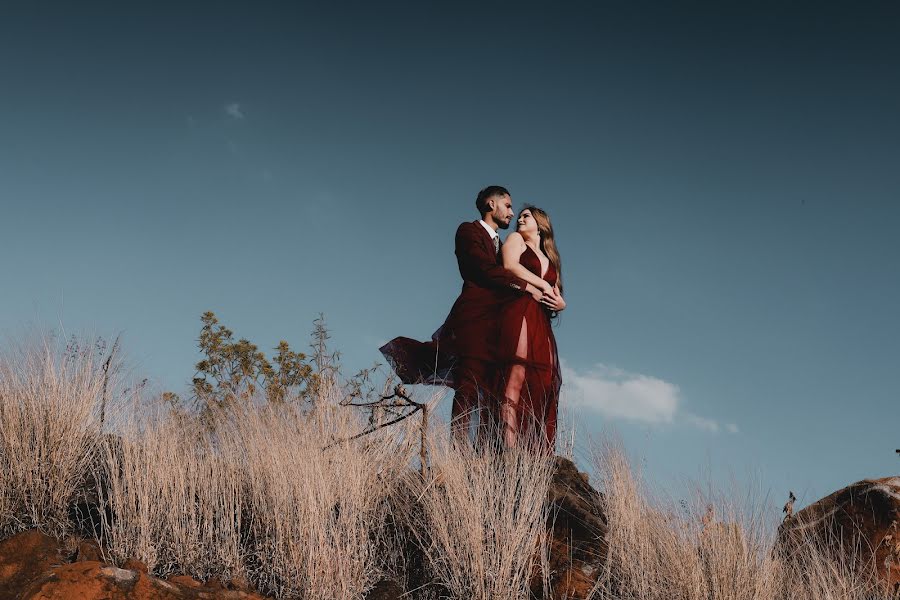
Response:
[501, 316, 529, 446]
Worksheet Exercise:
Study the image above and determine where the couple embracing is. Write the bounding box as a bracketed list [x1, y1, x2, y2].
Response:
[381, 186, 566, 453]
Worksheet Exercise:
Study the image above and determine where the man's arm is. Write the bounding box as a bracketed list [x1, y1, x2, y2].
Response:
[455, 223, 528, 293]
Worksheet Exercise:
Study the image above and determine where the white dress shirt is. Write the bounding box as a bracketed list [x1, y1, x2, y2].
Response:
[477, 219, 499, 242]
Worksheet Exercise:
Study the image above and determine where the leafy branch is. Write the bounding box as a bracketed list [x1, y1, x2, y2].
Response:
[191, 311, 314, 427]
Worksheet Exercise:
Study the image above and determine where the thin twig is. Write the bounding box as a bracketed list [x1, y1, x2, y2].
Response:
[99, 335, 121, 429]
[326, 384, 431, 475]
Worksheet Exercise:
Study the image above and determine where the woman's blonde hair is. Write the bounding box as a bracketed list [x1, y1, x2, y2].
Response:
[521, 205, 563, 297]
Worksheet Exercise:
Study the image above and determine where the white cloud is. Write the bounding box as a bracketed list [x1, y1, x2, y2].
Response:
[561, 362, 678, 424]
[560, 361, 737, 434]
[684, 413, 720, 432]
[224, 102, 244, 119]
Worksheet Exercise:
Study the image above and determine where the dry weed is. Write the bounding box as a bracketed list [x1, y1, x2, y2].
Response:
[588, 439, 893, 600]
[409, 420, 556, 600]
[0, 337, 107, 537]
[229, 398, 414, 599]
[97, 409, 245, 581]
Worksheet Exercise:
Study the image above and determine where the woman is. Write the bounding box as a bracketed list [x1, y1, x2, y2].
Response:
[496, 206, 565, 452]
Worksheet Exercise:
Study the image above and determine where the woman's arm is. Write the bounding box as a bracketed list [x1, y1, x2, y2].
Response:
[502, 233, 553, 294]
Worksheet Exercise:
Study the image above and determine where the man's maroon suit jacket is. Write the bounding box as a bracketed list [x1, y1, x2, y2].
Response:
[437, 221, 528, 363]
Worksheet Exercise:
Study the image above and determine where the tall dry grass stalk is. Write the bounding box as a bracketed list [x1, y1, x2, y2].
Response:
[777, 536, 887, 600]
[0, 338, 106, 537]
[588, 440, 893, 600]
[408, 422, 557, 600]
[98, 391, 415, 598]
[228, 397, 415, 599]
[97, 409, 245, 581]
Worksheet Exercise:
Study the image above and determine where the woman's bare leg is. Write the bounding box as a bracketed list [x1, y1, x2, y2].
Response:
[502, 317, 529, 448]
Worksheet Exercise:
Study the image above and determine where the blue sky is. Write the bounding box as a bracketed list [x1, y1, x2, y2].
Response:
[1, 1, 898, 507]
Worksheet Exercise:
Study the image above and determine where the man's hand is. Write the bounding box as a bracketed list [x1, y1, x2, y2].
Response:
[530, 281, 552, 302]
[540, 289, 566, 312]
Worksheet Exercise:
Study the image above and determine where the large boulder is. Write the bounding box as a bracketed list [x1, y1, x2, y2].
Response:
[530, 457, 608, 600]
[379, 456, 609, 600]
[776, 476, 900, 591]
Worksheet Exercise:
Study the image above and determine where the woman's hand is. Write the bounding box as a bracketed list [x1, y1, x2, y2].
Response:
[541, 288, 566, 312]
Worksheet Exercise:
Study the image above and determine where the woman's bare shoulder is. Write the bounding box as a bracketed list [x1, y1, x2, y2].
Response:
[504, 231, 525, 246]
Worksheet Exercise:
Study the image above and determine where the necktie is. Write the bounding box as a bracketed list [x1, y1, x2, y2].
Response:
[493, 236, 500, 256]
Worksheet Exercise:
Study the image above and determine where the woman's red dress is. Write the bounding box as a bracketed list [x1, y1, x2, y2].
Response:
[495, 245, 561, 453]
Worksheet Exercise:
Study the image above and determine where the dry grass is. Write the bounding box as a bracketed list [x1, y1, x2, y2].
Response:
[228, 399, 415, 599]
[588, 439, 894, 600]
[97, 410, 245, 581]
[2, 335, 898, 599]
[0, 338, 107, 537]
[406, 421, 557, 600]
[96, 393, 415, 598]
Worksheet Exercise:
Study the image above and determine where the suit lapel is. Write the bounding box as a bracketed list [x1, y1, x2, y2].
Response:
[472, 220, 491, 255]
[473, 220, 502, 263]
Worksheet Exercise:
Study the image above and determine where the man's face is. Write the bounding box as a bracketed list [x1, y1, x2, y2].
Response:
[489, 194, 514, 230]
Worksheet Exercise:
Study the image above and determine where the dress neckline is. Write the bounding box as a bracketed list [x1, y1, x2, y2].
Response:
[524, 244, 550, 280]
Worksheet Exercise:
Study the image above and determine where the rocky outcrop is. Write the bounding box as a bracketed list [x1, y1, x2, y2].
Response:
[0, 530, 67, 599]
[21, 562, 266, 599]
[0, 531, 270, 600]
[530, 457, 608, 600]
[776, 476, 900, 592]
[0, 457, 611, 600]
[370, 456, 609, 600]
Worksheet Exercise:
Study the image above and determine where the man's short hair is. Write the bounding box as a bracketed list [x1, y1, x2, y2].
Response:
[475, 185, 510, 216]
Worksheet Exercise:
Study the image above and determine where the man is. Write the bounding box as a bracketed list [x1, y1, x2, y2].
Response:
[441, 186, 546, 442]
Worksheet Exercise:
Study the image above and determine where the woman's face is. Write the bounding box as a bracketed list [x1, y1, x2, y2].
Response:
[516, 209, 539, 236]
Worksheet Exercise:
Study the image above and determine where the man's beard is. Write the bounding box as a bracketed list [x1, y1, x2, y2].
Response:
[497, 219, 511, 230]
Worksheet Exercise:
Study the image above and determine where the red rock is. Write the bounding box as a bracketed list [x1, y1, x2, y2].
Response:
[227, 575, 252, 592]
[169, 575, 203, 588]
[548, 565, 596, 600]
[75, 539, 103, 562]
[168, 575, 202, 588]
[530, 457, 608, 600]
[20, 561, 154, 599]
[203, 577, 226, 589]
[21, 560, 271, 599]
[123, 558, 149, 574]
[0, 529, 273, 599]
[0, 530, 66, 598]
